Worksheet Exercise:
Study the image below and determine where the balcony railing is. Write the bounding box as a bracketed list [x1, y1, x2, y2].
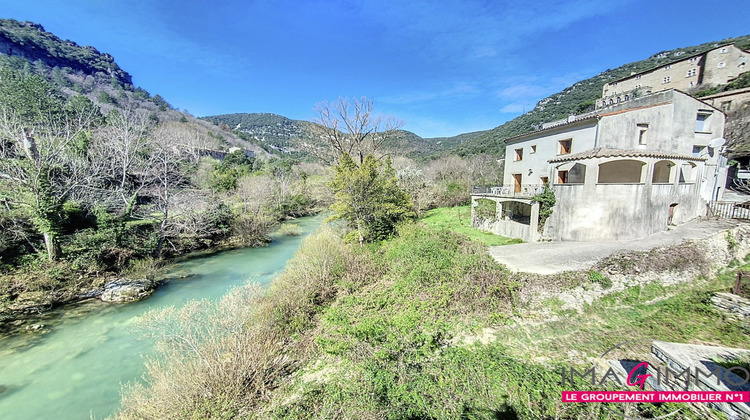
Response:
[472, 184, 543, 198]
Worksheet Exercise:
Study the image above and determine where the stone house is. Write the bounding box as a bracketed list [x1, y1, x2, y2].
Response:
[600, 44, 750, 108]
[471, 90, 728, 242]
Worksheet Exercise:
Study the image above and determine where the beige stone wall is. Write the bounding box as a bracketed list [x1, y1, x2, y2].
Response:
[600, 45, 750, 108]
[602, 57, 702, 106]
[702, 45, 750, 86]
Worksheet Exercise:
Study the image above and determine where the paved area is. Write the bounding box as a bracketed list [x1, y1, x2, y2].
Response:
[723, 189, 750, 203]
[488, 219, 740, 274]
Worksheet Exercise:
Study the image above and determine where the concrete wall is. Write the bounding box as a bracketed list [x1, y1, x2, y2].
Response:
[471, 197, 539, 242]
[545, 173, 705, 242]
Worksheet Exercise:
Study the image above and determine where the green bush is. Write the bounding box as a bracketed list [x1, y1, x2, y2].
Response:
[474, 198, 497, 221]
[587, 270, 613, 289]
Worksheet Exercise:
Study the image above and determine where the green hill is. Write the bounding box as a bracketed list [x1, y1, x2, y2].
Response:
[452, 34, 750, 157]
[201, 112, 472, 160]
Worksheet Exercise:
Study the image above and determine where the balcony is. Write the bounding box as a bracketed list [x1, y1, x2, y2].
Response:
[472, 184, 543, 198]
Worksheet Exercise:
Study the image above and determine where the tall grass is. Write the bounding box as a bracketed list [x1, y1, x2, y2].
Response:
[117, 227, 362, 419]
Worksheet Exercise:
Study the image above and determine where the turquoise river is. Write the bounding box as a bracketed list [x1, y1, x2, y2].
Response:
[0, 216, 322, 420]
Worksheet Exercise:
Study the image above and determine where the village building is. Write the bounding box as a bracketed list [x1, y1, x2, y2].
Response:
[471, 89, 728, 242]
[600, 44, 750, 108]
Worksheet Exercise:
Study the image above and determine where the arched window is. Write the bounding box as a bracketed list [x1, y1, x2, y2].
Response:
[679, 162, 697, 183]
[598, 160, 645, 184]
[555, 162, 586, 184]
[652, 160, 674, 183]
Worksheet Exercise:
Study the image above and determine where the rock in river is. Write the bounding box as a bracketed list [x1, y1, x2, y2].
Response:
[99, 278, 156, 302]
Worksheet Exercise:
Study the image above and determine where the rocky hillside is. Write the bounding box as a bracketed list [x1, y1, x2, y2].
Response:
[0, 18, 265, 156]
[0, 19, 132, 86]
[452, 35, 750, 157]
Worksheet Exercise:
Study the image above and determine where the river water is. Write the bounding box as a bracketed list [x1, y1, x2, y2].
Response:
[0, 216, 322, 420]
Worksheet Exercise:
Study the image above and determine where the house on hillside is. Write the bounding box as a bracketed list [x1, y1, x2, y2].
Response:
[600, 44, 750, 108]
[471, 90, 728, 242]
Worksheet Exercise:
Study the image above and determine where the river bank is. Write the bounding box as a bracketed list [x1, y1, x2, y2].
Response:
[0, 217, 316, 334]
[0, 215, 323, 420]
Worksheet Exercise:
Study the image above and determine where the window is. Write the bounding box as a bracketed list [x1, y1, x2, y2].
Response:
[664, 65, 672, 70]
[637, 123, 649, 145]
[663, 76, 671, 84]
[558, 139, 572, 155]
[721, 101, 732, 112]
[679, 163, 697, 183]
[540, 176, 549, 185]
[624, 95, 629, 100]
[688, 57, 697, 63]
[530, 145, 537, 154]
[557, 170, 569, 184]
[695, 112, 711, 132]
[689, 81, 695, 87]
[720, 47, 728, 53]
[514, 148, 523, 161]
[692, 145, 706, 157]
[635, 75, 641, 79]
[611, 81, 618, 86]
[718, 62, 726, 68]
[652, 161, 673, 184]
[687, 68, 696, 77]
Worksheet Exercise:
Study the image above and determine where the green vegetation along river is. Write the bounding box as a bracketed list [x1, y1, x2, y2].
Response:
[0, 216, 322, 420]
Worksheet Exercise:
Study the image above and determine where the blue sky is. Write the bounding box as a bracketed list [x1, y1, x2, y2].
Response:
[1, 0, 749, 137]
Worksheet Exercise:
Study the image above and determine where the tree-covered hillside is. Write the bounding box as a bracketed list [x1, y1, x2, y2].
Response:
[452, 34, 750, 157]
[202, 112, 484, 160]
[201, 113, 319, 155]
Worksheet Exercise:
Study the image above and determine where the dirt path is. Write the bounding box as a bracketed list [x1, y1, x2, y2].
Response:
[488, 219, 740, 274]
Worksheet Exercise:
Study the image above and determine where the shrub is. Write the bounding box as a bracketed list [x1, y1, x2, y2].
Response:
[474, 198, 497, 221]
[588, 270, 613, 289]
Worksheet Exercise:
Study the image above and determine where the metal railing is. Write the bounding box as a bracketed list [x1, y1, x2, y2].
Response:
[707, 201, 750, 220]
[472, 184, 543, 198]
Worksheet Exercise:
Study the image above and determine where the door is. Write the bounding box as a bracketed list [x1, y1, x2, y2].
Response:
[513, 174, 522, 193]
[668, 203, 678, 225]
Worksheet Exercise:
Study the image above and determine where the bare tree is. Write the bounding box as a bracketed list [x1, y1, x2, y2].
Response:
[89, 106, 152, 216]
[312, 97, 403, 164]
[0, 71, 101, 260]
[147, 126, 190, 258]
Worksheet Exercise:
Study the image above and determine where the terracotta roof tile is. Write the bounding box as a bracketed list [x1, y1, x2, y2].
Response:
[548, 147, 706, 163]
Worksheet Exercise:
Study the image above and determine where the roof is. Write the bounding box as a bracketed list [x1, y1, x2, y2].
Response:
[606, 43, 739, 86]
[698, 86, 750, 101]
[504, 115, 600, 145]
[548, 147, 707, 163]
